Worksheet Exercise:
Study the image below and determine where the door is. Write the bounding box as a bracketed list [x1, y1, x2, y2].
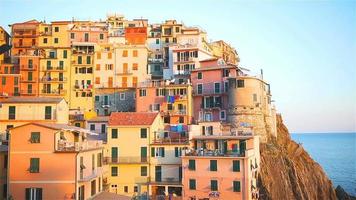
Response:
[155, 166, 162, 182]
[141, 147, 147, 162]
[111, 147, 118, 163]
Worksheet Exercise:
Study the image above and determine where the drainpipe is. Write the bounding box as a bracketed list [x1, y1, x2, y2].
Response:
[75, 152, 79, 200]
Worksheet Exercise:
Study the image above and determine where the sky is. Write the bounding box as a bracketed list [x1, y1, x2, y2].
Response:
[0, 0, 355, 133]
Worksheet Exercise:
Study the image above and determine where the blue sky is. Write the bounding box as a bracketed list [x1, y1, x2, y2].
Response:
[1, 0, 355, 133]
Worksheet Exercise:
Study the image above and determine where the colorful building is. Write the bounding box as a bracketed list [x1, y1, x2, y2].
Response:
[8, 122, 105, 200]
[0, 63, 20, 97]
[0, 97, 69, 133]
[182, 122, 260, 200]
[0, 145, 7, 200]
[210, 40, 240, 65]
[0, 26, 11, 64]
[106, 112, 163, 197]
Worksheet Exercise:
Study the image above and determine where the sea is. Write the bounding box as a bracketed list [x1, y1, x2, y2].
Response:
[291, 133, 356, 196]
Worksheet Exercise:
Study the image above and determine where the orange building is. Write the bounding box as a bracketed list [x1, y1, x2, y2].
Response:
[0, 63, 20, 97]
[125, 27, 147, 45]
[8, 122, 105, 200]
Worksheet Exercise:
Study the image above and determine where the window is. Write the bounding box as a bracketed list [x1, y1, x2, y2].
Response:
[156, 39, 159, 44]
[175, 147, 182, 157]
[54, 27, 59, 32]
[155, 147, 165, 157]
[108, 53, 112, 59]
[14, 77, 19, 85]
[78, 56, 82, 64]
[211, 180, 218, 191]
[30, 132, 40, 143]
[233, 181, 241, 192]
[133, 50, 138, 57]
[167, 104, 173, 110]
[95, 96, 100, 102]
[175, 27, 180, 33]
[97, 52, 101, 59]
[30, 158, 40, 173]
[122, 50, 128, 57]
[132, 63, 138, 70]
[63, 50, 67, 58]
[179, 116, 184, 123]
[140, 128, 147, 138]
[97, 153, 102, 167]
[70, 33, 75, 39]
[237, 80, 244, 88]
[95, 77, 100, 84]
[91, 180, 96, 196]
[253, 93, 257, 102]
[188, 159, 195, 170]
[220, 110, 226, 120]
[90, 124, 95, 131]
[111, 167, 118, 176]
[223, 69, 229, 77]
[214, 82, 221, 93]
[54, 38, 58, 43]
[84, 33, 89, 42]
[139, 89, 146, 97]
[197, 84, 203, 94]
[28, 71, 33, 81]
[124, 186, 128, 193]
[197, 72, 202, 79]
[27, 84, 32, 94]
[43, 38, 47, 44]
[86, 56, 91, 64]
[189, 179, 196, 190]
[25, 188, 42, 200]
[134, 186, 138, 193]
[99, 33, 104, 40]
[8, 106, 15, 120]
[3, 184, 7, 198]
[1, 77, 5, 85]
[119, 93, 125, 100]
[224, 81, 229, 92]
[233, 160, 240, 172]
[45, 106, 52, 120]
[141, 166, 147, 176]
[210, 160, 217, 171]
[111, 129, 118, 139]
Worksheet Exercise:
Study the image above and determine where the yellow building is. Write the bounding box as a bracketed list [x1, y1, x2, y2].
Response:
[106, 112, 163, 197]
[38, 22, 71, 102]
[0, 26, 11, 64]
[0, 97, 69, 133]
[210, 40, 240, 65]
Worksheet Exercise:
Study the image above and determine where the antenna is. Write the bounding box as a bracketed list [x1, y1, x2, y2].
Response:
[260, 69, 263, 80]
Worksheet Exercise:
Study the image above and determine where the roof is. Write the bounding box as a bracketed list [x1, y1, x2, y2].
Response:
[10, 122, 98, 135]
[191, 65, 237, 72]
[87, 116, 109, 123]
[0, 97, 64, 104]
[200, 57, 219, 62]
[109, 112, 159, 126]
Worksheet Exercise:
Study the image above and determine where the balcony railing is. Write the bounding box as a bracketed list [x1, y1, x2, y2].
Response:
[43, 66, 65, 71]
[41, 89, 66, 96]
[152, 137, 189, 145]
[13, 43, 36, 48]
[116, 70, 133, 75]
[20, 77, 36, 83]
[104, 156, 148, 164]
[78, 167, 104, 182]
[174, 70, 190, 76]
[148, 58, 164, 63]
[20, 65, 37, 70]
[193, 83, 227, 96]
[183, 149, 248, 157]
[56, 140, 103, 152]
[20, 90, 37, 95]
[41, 77, 67, 82]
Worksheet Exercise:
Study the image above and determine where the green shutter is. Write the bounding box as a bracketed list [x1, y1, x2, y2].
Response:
[140, 128, 147, 138]
[30, 158, 39, 173]
[189, 179, 196, 190]
[175, 147, 179, 157]
[141, 166, 147, 176]
[211, 180, 218, 191]
[161, 147, 165, 157]
[45, 106, 52, 120]
[151, 147, 155, 157]
[233, 160, 240, 172]
[31, 132, 40, 143]
[86, 56, 91, 64]
[210, 160, 217, 171]
[233, 181, 241, 192]
[78, 56, 82, 64]
[8, 106, 15, 120]
[111, 129, 118, 139]
[111, 167, 118, 176]
[189, 160, 195, 170]
[63, 50, 67, 58]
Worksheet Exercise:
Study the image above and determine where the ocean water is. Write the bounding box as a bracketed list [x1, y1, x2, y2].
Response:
[291, 133, 356, 196]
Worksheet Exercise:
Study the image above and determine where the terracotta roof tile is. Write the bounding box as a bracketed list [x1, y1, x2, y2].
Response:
[109, 112, 158, 126]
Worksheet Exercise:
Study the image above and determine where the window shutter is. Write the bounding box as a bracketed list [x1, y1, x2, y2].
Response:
[25, 188, 31, 200]
[151, 147, 155, 157]
[175, 147, 179, 157]
[37, 188, 43, 199]
[233, 160, 240, 172]
[161, 147, 165, 157]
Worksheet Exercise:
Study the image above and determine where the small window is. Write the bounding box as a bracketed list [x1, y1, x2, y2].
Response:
[30, 158, 40, 173]
[122, 50, 128, 57]
[63, 50, 67, 58]
[54, 38, 59, 43]
[111, 166, 118, 176]
[99, 33, 104, 40]
[124, 186, 128, 193]
[139, 89, 146, 97]
[43, 38, 47, 44]
[8, 106, 16, 120]
[253, 93, 257, 102]
[237, 80, 244, 88]
[155, 39, 159, 44]
[90, 124, 95, 131]
[197, 84, 203, 94]
[30, 132, 40, 143]
[233, 181, 241, 192]
[210, 160, 217, 171]
[211, 180, 218, 191]
[70, 33, 75, 39]
[45, 106, 52, 120]
[95, 96, 100, 102]
[133, 50, 138, 57]
[119, 93, 125, 100]
[140, 128, 147, 138]
[220, 110, 226, 120]
[141, 166, 147, 176]
[54, 27, 59, 32]
[189, 179, 196, 190]
[134, 186, 138, 193]
[111, 129, 118, 139]
[233, 160, 240, 172]
[214, 82, 221, 93]
[197, 72, 202, 80]
[188, 160, 195, 170]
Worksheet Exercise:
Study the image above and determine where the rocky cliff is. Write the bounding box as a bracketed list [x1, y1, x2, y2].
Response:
[258, 114, 338, 200]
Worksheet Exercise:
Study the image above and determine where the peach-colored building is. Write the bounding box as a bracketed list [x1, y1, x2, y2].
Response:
[8, 122, 105, 200]
[182, 122, 260, 200]
[0, 63, 20, 97]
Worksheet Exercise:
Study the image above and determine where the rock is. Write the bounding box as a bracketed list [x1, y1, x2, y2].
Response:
[335, 185, 356, 200]
[258, 114, 338, 200]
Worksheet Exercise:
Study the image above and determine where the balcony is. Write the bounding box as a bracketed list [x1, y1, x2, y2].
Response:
[174, 57, 197, 64]
[116, 70, 133, 75]
[20, 65, 37, 71]
[43, 66, 65, 71]
[183, 149, 249, 158]
[152, 137, 189, 145]
[162, 109, 187, 116]
[78, 167, 104, 182]
[41, 89, 66, 96]
[13, 31, 37, 38]
[73, 84, 93, 91]
[104, 156, 148, 164]
[193, 83, 227, 96]
[20, 77, 36, 83]
[173, 70, 190, 76]
[13, 42, 36, 48]
[41, 77, 67, 83]
[56, 140, 103, 152]
[148, 58, 164, 63]
[20, 90, 37, 95]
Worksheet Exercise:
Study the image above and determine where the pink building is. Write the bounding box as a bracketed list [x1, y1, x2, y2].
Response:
[190, 58, 239, 123]
[182, 122, 260, 200]
[8, 122, 105, 200]
[68, 21, 108, 44]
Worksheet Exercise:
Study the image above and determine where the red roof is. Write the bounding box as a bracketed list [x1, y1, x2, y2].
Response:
[109, 112, 159, 126]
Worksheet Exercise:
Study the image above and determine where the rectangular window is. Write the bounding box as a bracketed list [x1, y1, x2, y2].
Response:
[124, 186, 128, 193]
[78, 56, 82, 64]
[156, 39, 159, 44]
[233, 160, 240, 172]
[108, 53, 112, 59]
[237, 80, 245, 88]
[90, 124, 95, 131]
[132, 63, 138, 70]
[189, 179, 196, 190]
[139, 89, 146, 97]
[197, 84, 203, 94]
[99, 33, 104, 40]
[54, 38, 58, 43]
[45, 106, 52, 120]
[140, 128, 147, 138]
[63, 50, 67, 58]
[30, 132, 40, 143]
[133, 50, 138, 57]
[220, 110, 226, 120]
[95, 96, 100, 102]
[8, 106, 15, 120]
[119, 93, 125, 100]
[141, 166, 147, 176]
[97, 153, 102, 167]
[122, 50, 128, 57]
[70, 33, 75, 39]
[111, 167, 118, 176]
[214, 82, 221, 94]
[25, 188, 42, 200]
[30, 158, 40, 173]
[1, 77, 5, 85]
[253, 93, 257, 102]
[188, 159, 195, 170]
[111, 129, 118, 139]
[211, 180, 218, 191]
[91, 180, 96, 196]
[233, 181, 241, 192]
[86, 56, 91, 64]
[210, 160, 217, 171]
[43, 38, 47, 44]
[197, 72, 202, 79]
[54, 27, 59, 32]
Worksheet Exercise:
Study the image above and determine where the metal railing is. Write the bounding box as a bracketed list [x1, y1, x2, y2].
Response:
[56, 140, 103, 152]
[152, 137, 189, 144]
[104, 156, 148, 164]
